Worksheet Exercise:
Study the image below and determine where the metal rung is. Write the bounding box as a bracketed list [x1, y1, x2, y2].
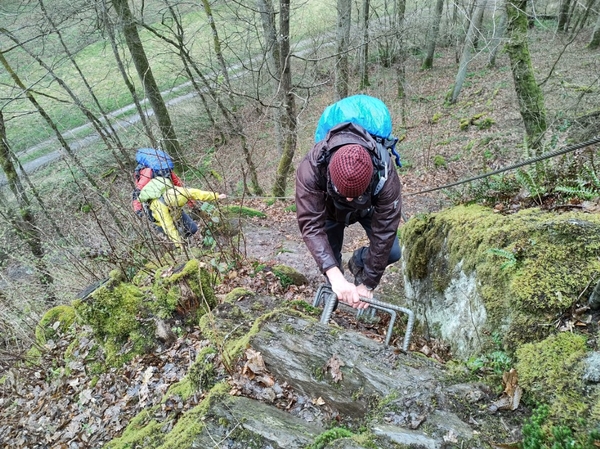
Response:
[312, 284, 414, 352]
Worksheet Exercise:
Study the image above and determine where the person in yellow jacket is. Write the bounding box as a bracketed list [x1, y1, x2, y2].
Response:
[138, 176, 226, 248]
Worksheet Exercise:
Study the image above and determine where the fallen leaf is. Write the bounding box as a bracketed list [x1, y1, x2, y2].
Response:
[243, 348, 267, 376]
[312, 397, 326, 406]
[324, 355, 345, 383]
[489, 368, 522, 411]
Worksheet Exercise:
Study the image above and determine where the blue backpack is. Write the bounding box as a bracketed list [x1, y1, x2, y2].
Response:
[315, 94, 401, 168]
[134, 148, 174, 181]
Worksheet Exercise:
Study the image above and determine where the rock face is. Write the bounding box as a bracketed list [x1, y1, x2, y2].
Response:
[109, 293, 527, 449]
[400, 205, 600, 358]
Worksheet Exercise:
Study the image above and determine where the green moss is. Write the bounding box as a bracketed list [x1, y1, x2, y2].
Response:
[288, 300, 320, 317]
[76, 282, 145, 341]
[401, 205, 600, 350]
[157, 382, 230, 449]
[308, 427, 354, 449]
[74, 281, 156, 366]
[272, 264, 308, 287]
[222, 205, 267, 219]
[35, 305, 76, 345]
[164, 377, 195, 401]
[105, 405, 165, 449]
[433, 154, 447, 168]
[187, 346, 218, 393]
[151, 259, 217, 321]
[224, 287, 255, 302]
[516, 332, 588, 424]
[107, 382, 230, 449]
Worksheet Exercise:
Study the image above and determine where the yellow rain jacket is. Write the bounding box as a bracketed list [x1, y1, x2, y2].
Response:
[139, 177, 219, 247]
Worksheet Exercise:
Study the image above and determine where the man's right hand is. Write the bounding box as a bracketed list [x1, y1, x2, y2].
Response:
[325, 266, 370, 309]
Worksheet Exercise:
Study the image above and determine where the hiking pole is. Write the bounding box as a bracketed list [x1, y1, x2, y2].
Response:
[313, 284, 415, 352]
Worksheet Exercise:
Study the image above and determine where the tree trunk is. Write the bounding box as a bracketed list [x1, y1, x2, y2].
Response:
[572, 0, 597, 35]
[101, 0, 158, 150]
[488, 2, 506, 67]
[359, 0, 370, 88]
[422, 0, 444, 70]
[558, 0, 571, 31]
[335, 0, 352, 100]
[111, 0, 181, 158]
[589, 12, 600, 49]
[395, 0, 407, 124]
[449, 0, 487, 104]
[152, 5, 224, 143]
[199, 0, 263, 195]
[257, 0, 283, 157]
[0, 111, 55, 303]
[505, 0, 548, 154]
[272, 0, 297, 198]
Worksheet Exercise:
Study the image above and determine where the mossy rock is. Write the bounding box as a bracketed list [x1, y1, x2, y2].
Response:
[516, 332, 598, 427]
[74, 281, 154, 366]
[224, 287, 255, 302]
[35, 305, 77, 345]
[187, 346, 218, 393]
[106, 382, 230, 449]
[401, 205, 600, 353]
[222, 205, 267, 219]
[151, 259, 216, 322]
[272, 264, 308, 287]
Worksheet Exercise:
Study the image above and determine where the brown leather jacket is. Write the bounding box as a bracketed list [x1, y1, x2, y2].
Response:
[295, 123, 402, 289]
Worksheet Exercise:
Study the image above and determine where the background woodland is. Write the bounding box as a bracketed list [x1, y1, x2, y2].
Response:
[0, 0, 599, 397]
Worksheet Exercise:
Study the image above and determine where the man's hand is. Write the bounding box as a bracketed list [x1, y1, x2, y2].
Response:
[325, 266, 370, 309]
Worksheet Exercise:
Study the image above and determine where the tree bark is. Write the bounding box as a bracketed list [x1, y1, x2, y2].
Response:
[505, 0, 547, 154]
[199, 0, 263, 195]
[0, 111, 55, 303]
[422, 0, 444, 70]
[257, 0, 283, 158]
[359, 0, 370, 88]
[395, 0, 407, 124]
[589, 12, 600, 49]
[488, 2, 506, 67]
[449, 0, 487, 104]
[111, 0, 181, 158]
[101, 0, 158, 150]
[272, 0, 297, 198]
[335, 0, 352, 100]
[558, 0, 571, 31]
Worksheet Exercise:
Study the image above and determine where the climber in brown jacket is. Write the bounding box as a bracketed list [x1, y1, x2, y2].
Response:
[295, 122, 402, 310]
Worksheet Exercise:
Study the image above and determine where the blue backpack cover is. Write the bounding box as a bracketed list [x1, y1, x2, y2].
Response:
[135, 148, 174, 172]
[314, 94, 393, 142]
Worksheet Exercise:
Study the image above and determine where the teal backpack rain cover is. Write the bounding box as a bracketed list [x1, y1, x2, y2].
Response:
[315, 94, 401, 167]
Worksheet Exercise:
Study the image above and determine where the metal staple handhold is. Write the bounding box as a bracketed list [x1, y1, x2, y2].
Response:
[312, 284, 414, 352]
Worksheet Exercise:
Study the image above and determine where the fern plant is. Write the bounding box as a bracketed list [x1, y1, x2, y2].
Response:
[555, 165, 600, 200]
[516, 168, 546, 203]
[488, 248, 518, 270]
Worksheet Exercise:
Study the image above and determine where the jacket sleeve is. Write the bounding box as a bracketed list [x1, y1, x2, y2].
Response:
[170, 172, 195, 207]
[295, 156, 339, 274]
[362, 167, 402, 289]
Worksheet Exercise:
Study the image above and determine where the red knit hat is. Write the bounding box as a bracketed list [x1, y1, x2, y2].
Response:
[329, 144, 373, 198]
